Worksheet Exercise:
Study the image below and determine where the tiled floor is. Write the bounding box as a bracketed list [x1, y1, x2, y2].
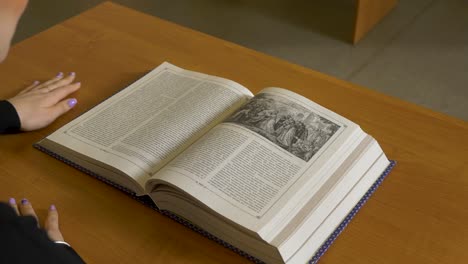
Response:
[13, 0, 468, 120]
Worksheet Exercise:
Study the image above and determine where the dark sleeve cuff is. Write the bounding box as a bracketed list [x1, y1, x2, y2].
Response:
[0, 202, 19, 223]
[0, 100, 21, 133]
[55, 244, 86, 263]
[0, 202, 86, 264]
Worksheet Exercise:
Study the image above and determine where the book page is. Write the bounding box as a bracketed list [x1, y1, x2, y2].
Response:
[149, 88, 361, 232]
[45, 62, 253, 188]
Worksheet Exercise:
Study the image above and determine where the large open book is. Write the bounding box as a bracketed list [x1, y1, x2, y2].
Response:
[36, 62, 393, 263]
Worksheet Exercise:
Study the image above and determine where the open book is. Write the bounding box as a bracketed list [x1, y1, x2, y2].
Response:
[36, 62, 392, 263]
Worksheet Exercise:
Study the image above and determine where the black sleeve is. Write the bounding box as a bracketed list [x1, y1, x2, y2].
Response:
[0, 202, 85, 264]
[0, 100, 21, 133]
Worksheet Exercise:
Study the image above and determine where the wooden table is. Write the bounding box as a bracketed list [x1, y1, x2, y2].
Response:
[0, 2, 466, 263]
[354, 0, 398, 43]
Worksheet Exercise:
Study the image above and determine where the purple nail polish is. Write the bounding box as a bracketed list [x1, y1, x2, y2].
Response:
[21, 198, 28, 205]
[68, 98, 77, 108]
[56, 72, 63, 78]
[69, 72, 75, 76]
[9, 198, 16, 205]
[50, 204, 56, 211]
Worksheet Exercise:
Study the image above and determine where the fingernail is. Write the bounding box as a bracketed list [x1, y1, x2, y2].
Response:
[33, 80, 40, 85]
[69, 72, 75, 76]
[68, 98, 77, 108]
[21, 198, 29, 205]
[9, 198, 16, 205]
[56, 72, 63, 78]
[50, 204, 56, 211]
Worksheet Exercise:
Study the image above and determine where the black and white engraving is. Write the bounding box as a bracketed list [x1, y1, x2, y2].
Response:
[225, 93, 341, 161]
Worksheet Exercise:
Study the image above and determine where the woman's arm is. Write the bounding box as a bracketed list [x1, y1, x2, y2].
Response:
[1, 72, 80, 133]
[0, 199, 85, 264]
[0, 99, 20, 133]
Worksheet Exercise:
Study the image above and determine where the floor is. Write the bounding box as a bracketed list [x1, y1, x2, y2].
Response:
[13, 0, 468, 120]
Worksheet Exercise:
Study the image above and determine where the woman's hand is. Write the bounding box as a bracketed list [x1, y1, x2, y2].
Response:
[8, 197, 64, 242]
[7, 72, 81, 131]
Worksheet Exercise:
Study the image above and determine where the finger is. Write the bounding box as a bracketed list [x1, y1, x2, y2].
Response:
[32, 72, 65, 91]
[45, 204, 64, 241]
[38, 72, 76, 93]
[47, 98, 79, 122]
[45, 205, 59, 230]
[18, 80, 41, 95]
[46, 82, 81, 105]
[18, 198, 39, 223]
[8, 197, 19, 215]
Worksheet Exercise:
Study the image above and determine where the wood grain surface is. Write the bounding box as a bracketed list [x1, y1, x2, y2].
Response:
[0, 2, 466, 263]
